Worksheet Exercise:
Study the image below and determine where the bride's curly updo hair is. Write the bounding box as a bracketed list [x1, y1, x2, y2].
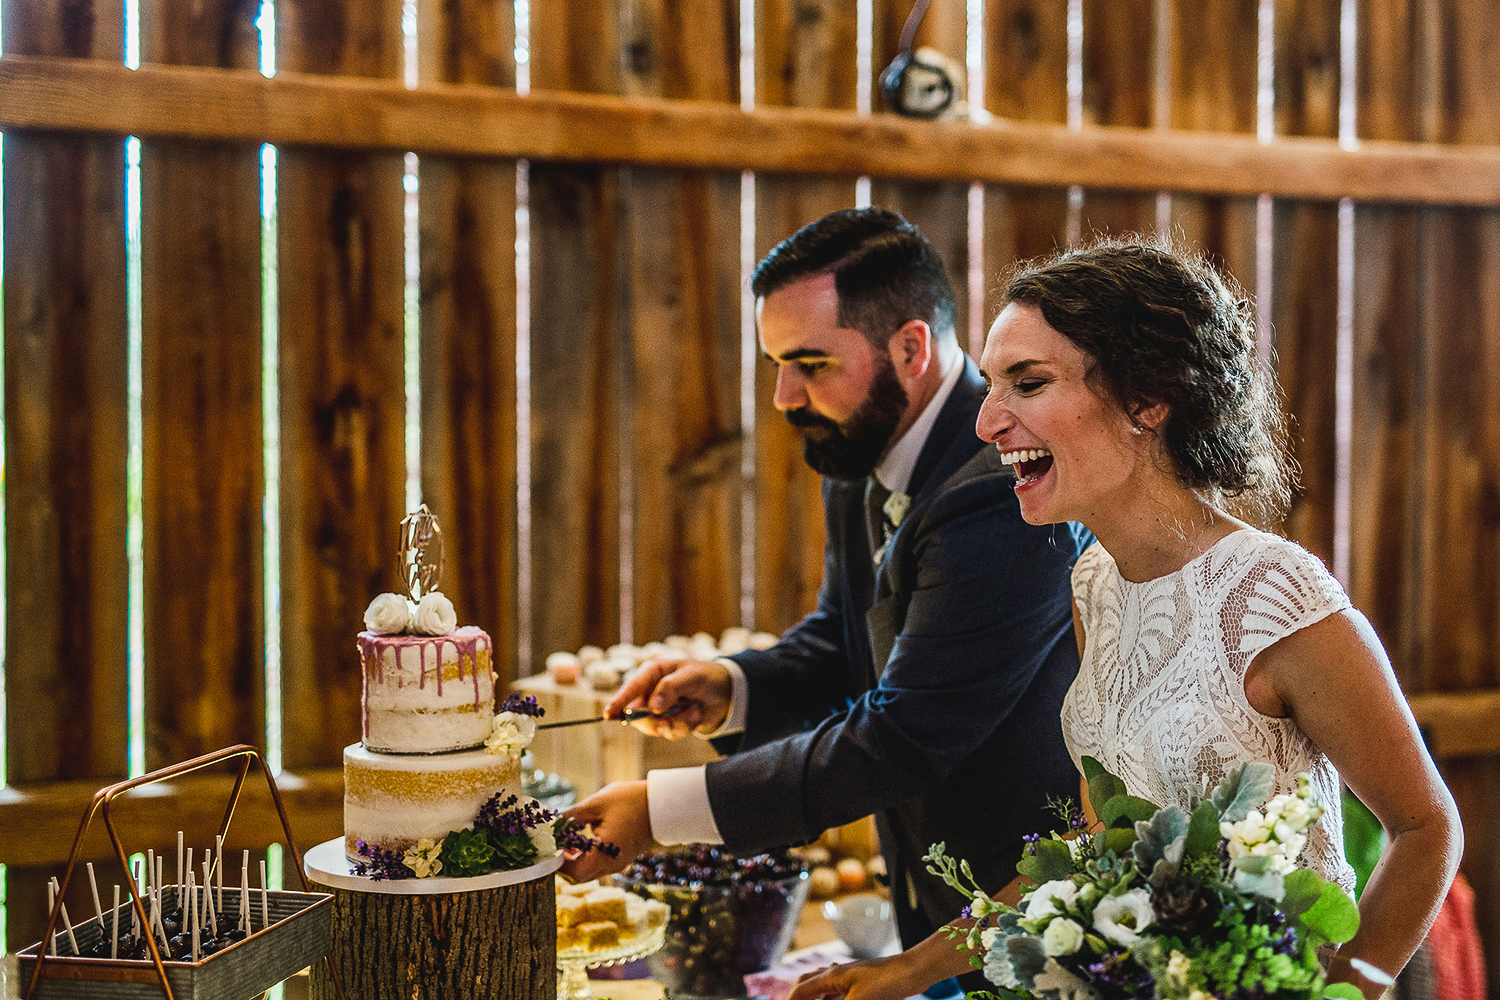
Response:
[1002, 236, 1296, 524]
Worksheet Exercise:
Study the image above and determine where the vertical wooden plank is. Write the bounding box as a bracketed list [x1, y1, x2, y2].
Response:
[1416, 7, 1500, 984]
[752, 0, 855, 634]
[1, 0, 128, 952]
[1268, 0, 1340, 559]
[1080, 0, 1159, 238]
[136, 0, 265, 770]
[1349, 0, 1421, 688]
[870, 1, 970, 347]
[620, 1, 743, 642]
[1355, 0, 1500, 987]
[528, 0, 623, 665]
[1167, 0, 1257, 281]
[1413, 1, 1500, 694]
[416, 0, 519, 682]
[275, 0, 409, 770]
[983, 0, 1070, 320]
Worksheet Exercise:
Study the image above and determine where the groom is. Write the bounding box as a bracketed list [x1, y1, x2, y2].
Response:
[562, 209, 1088, 993]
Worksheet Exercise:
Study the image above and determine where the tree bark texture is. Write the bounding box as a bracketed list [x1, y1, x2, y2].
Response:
[309, 877, 556, 1000]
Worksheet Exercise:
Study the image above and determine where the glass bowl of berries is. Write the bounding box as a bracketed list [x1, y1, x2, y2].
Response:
[616, 846, 809, 999]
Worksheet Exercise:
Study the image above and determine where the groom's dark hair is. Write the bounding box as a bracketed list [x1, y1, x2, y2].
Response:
[751, 207, 958, 347]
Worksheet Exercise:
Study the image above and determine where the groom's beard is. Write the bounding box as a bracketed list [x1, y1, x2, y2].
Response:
[785, 356, 909, 481]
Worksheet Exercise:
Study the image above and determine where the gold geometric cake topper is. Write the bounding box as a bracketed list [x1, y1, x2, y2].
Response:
[399, 505, 444, 602]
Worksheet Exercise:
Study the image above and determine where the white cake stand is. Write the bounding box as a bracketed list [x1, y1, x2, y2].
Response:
[556, 926, 665, 1000]
[304, 837, 563, 894]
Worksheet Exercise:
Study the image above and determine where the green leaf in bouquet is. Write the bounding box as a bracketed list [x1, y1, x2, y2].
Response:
[1084, 756, 1129, 817]
[1132, 805, 1189, 872]
[1101, 794, 1159, 829]
[1279, 868, 1328, 923]
[1094, 826, 1138, 858]
[1211, 761, 1276, 823]
[1322, 985, 1364, 999]
[1297, 880, 1360, 944]
[1016, 836, 1075, 883]
[1184, 798, 1223, 857]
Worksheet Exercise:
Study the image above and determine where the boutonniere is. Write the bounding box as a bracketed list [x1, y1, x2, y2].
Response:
[883, 490, 911, 529]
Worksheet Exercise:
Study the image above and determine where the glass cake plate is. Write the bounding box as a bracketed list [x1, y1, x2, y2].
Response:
[556, 925, 665, 1000]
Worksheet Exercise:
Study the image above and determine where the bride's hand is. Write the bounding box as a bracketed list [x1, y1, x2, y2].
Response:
[786, 956, 932, 1000]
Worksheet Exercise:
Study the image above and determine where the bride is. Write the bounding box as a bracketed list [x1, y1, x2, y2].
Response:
[789, 239, 1461, 1000]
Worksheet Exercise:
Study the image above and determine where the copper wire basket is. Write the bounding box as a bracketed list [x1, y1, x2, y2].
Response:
[16, 745, 345, 1000]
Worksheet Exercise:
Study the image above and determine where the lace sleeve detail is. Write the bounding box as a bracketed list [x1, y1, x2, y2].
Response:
[1234, 538, 1353, 663]
[1069, 541, 1109, 625]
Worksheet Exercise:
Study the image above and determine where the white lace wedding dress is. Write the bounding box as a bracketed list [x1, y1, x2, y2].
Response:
[1062, 528, 1358, 892]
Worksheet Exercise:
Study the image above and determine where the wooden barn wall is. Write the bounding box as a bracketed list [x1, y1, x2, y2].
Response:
[3, 0, 1499, 984]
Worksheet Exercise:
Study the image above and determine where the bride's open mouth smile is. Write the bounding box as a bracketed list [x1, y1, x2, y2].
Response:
[1000, 448, 1054, 488]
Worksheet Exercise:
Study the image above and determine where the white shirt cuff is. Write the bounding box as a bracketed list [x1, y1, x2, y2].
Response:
[695, 658, 748, 739]
[646, 767, 726, 845]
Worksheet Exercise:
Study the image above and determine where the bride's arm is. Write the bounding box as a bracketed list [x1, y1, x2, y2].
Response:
[785, 876, 1030, 1000]
[1245, 608, 1462, 999]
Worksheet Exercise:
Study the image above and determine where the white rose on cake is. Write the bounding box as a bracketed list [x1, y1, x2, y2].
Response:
[414, 592, 458, 636]
[364, 592, 413, 634]
[485, 711, 537, 756]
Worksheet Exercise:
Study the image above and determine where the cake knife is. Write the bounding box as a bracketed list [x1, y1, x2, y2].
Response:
[535, 704, 688, 730]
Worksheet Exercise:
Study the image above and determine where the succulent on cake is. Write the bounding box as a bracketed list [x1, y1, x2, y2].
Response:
[439, 828, 497, 878]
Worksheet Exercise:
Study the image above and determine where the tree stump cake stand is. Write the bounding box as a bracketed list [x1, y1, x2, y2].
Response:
[305, 840, 559, 1000]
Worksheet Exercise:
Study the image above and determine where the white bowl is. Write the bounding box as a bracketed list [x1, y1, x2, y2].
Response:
[821, 893, 896, 959]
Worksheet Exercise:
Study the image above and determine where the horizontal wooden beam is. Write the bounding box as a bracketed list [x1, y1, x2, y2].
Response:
[0, 685, 1494, 868]
[2, 55, 1499, 206]
[0, 769, 343, 868]
[1409, 688, 1500, 758]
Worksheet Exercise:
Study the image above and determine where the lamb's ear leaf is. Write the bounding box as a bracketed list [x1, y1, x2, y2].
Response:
[1132, 806, 1189, 871]
[1211, 762, 1276, 823]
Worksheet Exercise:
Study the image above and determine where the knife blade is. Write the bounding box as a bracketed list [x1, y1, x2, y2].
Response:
[534, 703, 688, 730]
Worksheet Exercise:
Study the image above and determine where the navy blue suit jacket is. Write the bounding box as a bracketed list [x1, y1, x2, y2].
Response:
[707, 358, 1090, 969]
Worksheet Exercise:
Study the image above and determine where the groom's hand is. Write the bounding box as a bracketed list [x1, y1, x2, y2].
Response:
[606, 658, 731, 739]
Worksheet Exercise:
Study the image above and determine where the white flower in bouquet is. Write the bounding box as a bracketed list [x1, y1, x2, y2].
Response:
[364, 592, 413, 634]
[414, 591, 458, 635]
[1042, 917, 1086, 956]
[1164, 950, 1192, 988]
[1091, 888, 1154, 947]
[1024, 878, 1080, 920]
[403, 837, 444, 878]
[485, 712, 537, 756]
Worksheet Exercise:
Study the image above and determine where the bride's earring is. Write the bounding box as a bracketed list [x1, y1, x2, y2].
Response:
[1131, 424, 1146, 436]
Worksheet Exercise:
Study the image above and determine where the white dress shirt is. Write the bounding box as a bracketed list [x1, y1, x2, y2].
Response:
[647, 349, 966, 845]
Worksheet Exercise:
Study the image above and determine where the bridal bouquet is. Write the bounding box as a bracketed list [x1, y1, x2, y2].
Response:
[926, 759, 1383, 999]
